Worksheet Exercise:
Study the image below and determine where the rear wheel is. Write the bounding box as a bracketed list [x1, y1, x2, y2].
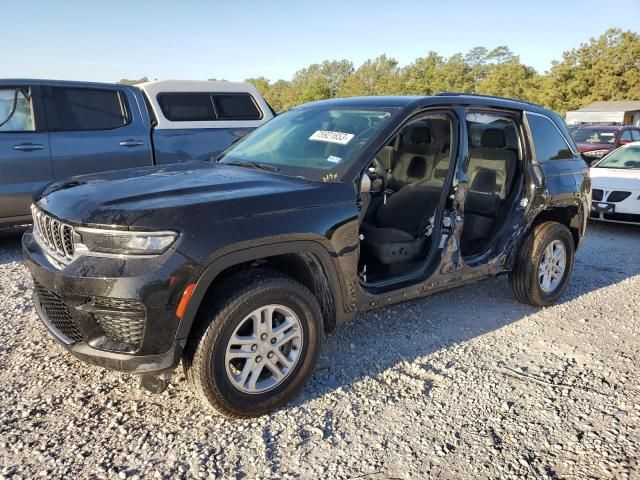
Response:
[183, 272, 323, 418]
[509, 221, 575, 307]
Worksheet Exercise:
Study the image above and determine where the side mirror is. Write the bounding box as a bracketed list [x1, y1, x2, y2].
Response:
[620, 139, 631, 145]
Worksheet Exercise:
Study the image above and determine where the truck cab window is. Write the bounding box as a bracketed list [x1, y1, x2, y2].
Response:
[0, 88, 35, 132]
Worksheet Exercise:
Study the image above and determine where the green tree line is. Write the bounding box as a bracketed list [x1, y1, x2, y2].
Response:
[121, 29, 639, 115]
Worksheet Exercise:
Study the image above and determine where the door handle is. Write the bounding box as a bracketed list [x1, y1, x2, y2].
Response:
[13, 143, 44, 151]
[119, 139, 144, 147]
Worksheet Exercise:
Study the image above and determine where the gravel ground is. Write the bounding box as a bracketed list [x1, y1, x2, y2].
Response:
[0, 222, 639, 480]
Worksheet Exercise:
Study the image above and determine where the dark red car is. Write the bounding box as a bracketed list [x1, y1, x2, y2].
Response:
[573, 125, 640, 164]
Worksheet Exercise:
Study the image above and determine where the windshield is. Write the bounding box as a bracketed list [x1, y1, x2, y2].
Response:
[595, 145, 640, 169]
[573, 128, 618, 144]
[219, 107, 394, 180]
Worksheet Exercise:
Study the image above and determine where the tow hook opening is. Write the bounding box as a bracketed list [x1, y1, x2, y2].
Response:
[140, 371, 172, 394]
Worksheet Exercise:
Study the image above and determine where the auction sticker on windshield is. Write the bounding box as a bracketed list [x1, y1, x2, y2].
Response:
[309, 130, 355, 145]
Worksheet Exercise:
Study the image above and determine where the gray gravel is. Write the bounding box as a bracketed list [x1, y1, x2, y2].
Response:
[0, 222, 639, 479]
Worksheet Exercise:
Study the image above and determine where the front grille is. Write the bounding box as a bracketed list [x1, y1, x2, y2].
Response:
[31, 205, 75, 267]
[592, 189, 604, 201]
[33, 282, 83, 343]
[90, 298, 146, 348]
[95, 314, 145, 347]
[607, 191, 631, 202]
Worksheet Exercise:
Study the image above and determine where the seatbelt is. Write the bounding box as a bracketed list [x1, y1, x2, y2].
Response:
[421, 215, 435, 237]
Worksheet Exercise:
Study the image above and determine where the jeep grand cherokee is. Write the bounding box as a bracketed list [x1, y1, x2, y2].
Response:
[23, 94, 591, 418]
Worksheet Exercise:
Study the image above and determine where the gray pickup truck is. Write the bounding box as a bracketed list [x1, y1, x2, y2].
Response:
[0, 79, 274, 226]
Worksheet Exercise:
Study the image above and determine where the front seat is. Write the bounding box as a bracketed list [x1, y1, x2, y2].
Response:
[361, 160, 442, 264]
[387, 125, 437, 190]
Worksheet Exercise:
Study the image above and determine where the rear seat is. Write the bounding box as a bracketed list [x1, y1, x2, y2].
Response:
[467, 128, 516, 199]
[461, 128, 518, 246]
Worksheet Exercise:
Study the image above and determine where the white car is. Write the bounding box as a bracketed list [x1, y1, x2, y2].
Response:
[589, 141, 640, 225]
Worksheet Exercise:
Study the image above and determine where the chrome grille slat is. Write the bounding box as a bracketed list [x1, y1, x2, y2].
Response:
[31, 205, 75, 268]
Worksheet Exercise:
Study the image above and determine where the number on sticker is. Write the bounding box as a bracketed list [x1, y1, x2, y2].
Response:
[309, 130, 355, 145]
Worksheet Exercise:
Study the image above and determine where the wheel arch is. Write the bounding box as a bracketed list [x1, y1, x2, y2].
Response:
[176, 241, 348, 341]
[529, 204, 584, 248]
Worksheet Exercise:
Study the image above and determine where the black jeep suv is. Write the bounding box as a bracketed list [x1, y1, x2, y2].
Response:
[23, 94, 591, 418]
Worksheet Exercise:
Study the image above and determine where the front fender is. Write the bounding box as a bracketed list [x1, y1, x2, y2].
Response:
[174, 239, 352, 341]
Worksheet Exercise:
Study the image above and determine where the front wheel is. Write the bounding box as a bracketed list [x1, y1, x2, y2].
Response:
[183, 272, 323, 418]
[509, 221, 575, 307]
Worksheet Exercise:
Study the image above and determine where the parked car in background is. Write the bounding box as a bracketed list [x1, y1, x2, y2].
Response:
[589, 141, 640, 224]
[572, 124, 640, 165]
[567, 124, 583, 136]
[0, 79, 274, 226]
[24, 94, 590, 417]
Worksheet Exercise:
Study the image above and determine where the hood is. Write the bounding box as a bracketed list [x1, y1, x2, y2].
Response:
[577, 142, 612, 153]
[37, 161, 344, 227]
[590, 167, 640, 191]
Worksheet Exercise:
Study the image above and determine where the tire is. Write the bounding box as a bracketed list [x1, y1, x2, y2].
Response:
[508, 221, 575, 307]
[183, 270, 323, 418]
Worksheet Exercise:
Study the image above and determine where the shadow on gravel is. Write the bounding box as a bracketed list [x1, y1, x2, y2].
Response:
[0, 225, 28, 265]
[295, 220, 640, 407]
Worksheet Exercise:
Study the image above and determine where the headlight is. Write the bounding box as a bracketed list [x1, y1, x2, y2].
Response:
[583, 149, 609, 158]
[74, 227, 178, 255]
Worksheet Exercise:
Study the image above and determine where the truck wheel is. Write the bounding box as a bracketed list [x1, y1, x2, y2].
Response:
[509, 221, 575, 307]
[183, 272, 323, 418]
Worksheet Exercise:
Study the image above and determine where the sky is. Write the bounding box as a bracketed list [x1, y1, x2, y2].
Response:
[2, 0, 639, 83]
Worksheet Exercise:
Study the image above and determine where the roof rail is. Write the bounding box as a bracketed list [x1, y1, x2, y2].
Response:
[434, 91, 543, 108]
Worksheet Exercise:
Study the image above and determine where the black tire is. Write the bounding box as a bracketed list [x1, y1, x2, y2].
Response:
[509, 221, 575, 307]
[183, 270, 323, 418]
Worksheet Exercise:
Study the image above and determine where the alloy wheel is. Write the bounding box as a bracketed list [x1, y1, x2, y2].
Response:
[224, 304, 303, 394]
[538, 240, 567, 293]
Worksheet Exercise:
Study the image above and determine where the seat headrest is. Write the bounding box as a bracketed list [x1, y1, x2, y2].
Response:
[480, 128, 506, 148]
[407, 126, 431, 145]
[406, 156, 427, 179]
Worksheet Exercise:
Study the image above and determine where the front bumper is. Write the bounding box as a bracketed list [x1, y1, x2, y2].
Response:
[23, 230, 202, 374]
[589, 188, 640, 225]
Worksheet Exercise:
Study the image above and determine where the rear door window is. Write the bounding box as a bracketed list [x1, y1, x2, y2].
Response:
[0, 88, 36, 132]
[45, 87, 129, 131]
[213, 94, 262, 120]
[632, 130, 640, 141]
[525, 112, 574, 162]
[157, 93, 216, 122]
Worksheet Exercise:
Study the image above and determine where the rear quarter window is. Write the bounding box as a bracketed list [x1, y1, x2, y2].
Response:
[525, 112, 574, 162]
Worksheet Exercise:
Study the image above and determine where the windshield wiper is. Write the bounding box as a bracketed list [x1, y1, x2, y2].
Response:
[227, 160, 279, 172]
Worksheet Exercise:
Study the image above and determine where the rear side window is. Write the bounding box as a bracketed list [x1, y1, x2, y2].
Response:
[214, 94, 261, 120]
[157, 92, 262, 122]
[157, 93, 216, 122]
[45, 87, 129, 131]
[525, 113, 573, 162]
[632, 130, 640, 141]
[620, 130, 633, 142]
